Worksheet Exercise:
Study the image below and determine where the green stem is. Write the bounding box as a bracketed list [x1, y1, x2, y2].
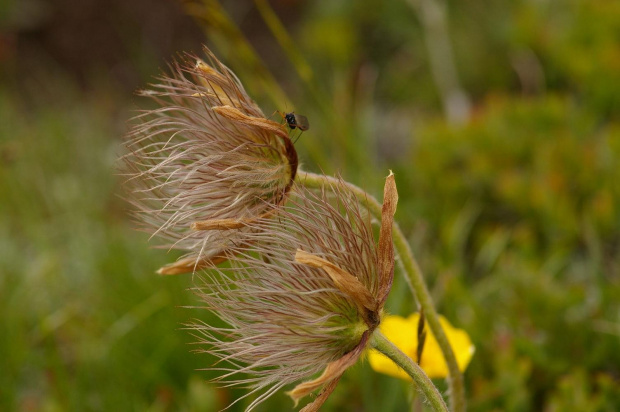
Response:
[370, 331, 449, 412]
[296, 170, 465, 412]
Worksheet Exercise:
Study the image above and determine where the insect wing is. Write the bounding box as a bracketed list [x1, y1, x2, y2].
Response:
[293, 114, 310, 131]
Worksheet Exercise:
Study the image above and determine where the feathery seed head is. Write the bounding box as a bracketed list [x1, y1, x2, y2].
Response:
[120, 48, 298, 275]
[189, 174, 399, 411]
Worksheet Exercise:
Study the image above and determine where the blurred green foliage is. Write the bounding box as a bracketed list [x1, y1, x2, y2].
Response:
[402, 96, 620, 410]
[1, 0, 619, 410]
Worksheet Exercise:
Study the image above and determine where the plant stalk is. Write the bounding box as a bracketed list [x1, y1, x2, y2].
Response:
[370, 331, 449, 412]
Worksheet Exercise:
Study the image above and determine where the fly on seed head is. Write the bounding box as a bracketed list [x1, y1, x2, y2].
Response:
[277, 111, 309, 144]
[283, 112, 310, 131]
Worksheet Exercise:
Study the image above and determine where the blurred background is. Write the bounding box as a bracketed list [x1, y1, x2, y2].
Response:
[1, 0, 619, 410]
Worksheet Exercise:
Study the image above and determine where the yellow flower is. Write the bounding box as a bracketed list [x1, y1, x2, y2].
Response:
[369, 313, 475, 379]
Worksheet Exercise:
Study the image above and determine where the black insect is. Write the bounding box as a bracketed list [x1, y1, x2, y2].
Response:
[283, 112, 310, 132]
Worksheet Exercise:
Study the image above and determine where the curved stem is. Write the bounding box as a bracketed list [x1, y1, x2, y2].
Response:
[296, 170, 465, 412]
[370, 331, 449, 412]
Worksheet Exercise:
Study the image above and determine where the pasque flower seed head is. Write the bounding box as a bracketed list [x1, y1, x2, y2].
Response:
[188, 174, 398, 411]
[121, 48, 297, 275]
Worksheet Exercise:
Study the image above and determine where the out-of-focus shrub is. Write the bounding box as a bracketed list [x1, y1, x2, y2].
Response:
[402, 96, 618, 260]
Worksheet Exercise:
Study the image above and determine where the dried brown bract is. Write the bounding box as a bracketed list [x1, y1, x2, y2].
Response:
[188, 173, 398, 411]
[120, 48, 297, 275]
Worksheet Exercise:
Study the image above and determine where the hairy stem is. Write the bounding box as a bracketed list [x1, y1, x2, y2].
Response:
[370, 331, 449, 412]
[296, 170, 465, 412]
